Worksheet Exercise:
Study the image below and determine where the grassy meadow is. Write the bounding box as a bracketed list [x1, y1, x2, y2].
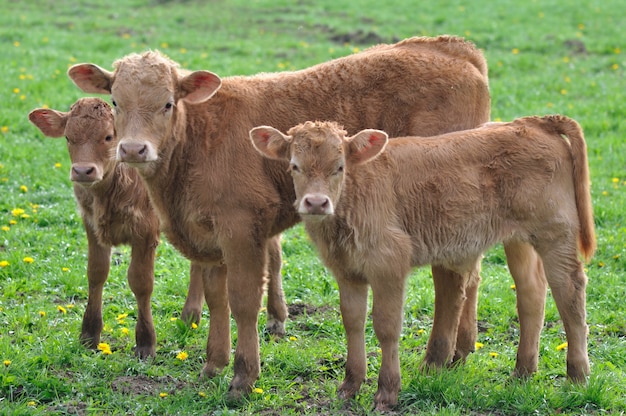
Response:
[1, 0, 625, 414]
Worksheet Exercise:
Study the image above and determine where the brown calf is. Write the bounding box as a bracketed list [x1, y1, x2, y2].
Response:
[66, 35, 491, 397]
[28, 98, 219, 356]
[250, 117, 595, 410]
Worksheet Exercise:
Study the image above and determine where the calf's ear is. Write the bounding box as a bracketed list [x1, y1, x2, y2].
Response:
[179, 71, 222, 104]
[346, 129, 388, 165]
[28, 109, 68, 138]
[67, 64, 113, 94]
[249, 126, 292, 161]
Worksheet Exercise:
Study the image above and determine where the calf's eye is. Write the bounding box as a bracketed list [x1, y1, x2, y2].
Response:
[105, 135, 113, 142]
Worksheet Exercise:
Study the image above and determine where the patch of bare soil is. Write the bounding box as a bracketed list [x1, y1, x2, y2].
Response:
[111, 374, 186, 396]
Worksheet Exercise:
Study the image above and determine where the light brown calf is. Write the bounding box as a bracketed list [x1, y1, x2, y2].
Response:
[66, 35, 491, 397]
[29, 98, 260, 356]
[250, 117, 595, 410]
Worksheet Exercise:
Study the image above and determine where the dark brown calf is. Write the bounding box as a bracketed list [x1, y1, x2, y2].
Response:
[250, 117, 594, 410]
[66, 35, 491, 397]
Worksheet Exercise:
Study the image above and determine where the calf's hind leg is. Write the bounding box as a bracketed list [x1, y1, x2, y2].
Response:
[537, 243, 590, 381]
[181, 262, 205, 325]
[504, 241, 547, 377]
[265, 234, 288, 337]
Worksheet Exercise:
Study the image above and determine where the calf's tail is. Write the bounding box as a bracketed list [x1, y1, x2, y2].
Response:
[548, 115, 596, 262]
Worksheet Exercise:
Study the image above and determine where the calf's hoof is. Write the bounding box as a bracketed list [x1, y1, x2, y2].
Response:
[134, 345, 156, 359]
[567, 361, 590, 384]
[79, 334, 100, 350]
[181, 307, 202, 325]
[227, 375, 254, 400]
[265, 318, 286, 338]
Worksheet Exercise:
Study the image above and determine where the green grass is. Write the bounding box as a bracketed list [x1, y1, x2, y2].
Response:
[1, 0, 625, 414]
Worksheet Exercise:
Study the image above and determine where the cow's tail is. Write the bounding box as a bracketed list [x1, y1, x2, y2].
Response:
[549, 115, 596, 262]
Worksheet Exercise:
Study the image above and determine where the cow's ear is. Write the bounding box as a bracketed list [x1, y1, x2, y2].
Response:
[67, 64, 113, 94]
[346, 129, 388, 165]
[28, 108, 68, 138]
[249, 126, 292, 161]
[179, 71, 222, 104]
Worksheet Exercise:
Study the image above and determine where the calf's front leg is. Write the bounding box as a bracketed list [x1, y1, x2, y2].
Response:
[223, 236, 268, 398]
[201, 263, 231, 378]
[422, 265, 470, 369]
[127, 239, 157, 358]
[81, 226, 111, 349]
[336, 276, 369, 401]
[370, 274, 407, 411]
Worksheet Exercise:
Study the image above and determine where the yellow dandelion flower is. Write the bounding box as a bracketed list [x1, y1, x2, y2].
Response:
[489, 352, 498, 358]
[417, 329, 426, 335]
[602, 191, 609, 196]
[39, 311, 46, 317]
[510, 284, 516, 290]
[289, 336, 297, 341]
[1, 126, 8, 133]
[160, 42, 169, 49]
[42, 36, 49, 43]
[97, 343, 112, 354]
[538, 11, 545, 18]
[28, 401, 36, 407]
[614, 48, 621, 54]
[9, 220, 16, 225]
[54, 162, 62, 168]
[3, 360, 11, 367]
[352, 47, 360, 54]
[512, 48, 519, 55]
[0, 261, 9, 268]
[62, 267, 70, 272]
[159, 392, 168, 398]
[21, 214, 30, 219]
[613, 178, 620, 183]
[11, 208, 25, 217]
[475, 342, 484, 350]
[612, 63, 619, 70]
[14, 41, 20, 47]
[560, 89, 568, 95]
[598, 261, 605, 267]
[564, 76, 571, 83]
[252, 387, 264, 394]
[116, 313, 128, 321]
[57, 305, 67, 314]
[13, 88, 20, 94]
[1, 226, 9, 232]
[120, 327, 130, 336]
[191, 322, 198, 329]
[122, 33, 131, 39]
[19, 74, 26, 80]
[20, 185, 28, 193]
[563, 56, 570, 63]
[180, 48, 187, 54]
[578, 23, 585, 30]
[69, 56, 76, 63]
[556, 342, 568, 351]
[170, 317, 178, 321]
[66, 304, 74, 309]
[20, 95, 26, 100]
[23, 257, 34, 264]
[198, 391, 206, 397]
[176, 351, 189, 361]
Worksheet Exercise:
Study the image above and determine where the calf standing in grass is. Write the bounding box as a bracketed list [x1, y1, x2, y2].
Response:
[29, 98, 231, 355]
[66, 35, 492, 397]
[250, 117, 595, 410]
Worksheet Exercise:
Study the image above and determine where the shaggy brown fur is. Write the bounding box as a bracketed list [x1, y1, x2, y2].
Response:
[250, 117, 595, 410]
[67, 35, 491, 397]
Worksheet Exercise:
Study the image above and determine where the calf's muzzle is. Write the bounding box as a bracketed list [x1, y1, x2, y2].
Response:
[300, 193, 334, 215]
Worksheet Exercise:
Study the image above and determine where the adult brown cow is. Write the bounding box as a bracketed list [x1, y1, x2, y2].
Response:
[67, 35, 492, 397]
[250, 117, 594, 410]
[28, 98, 290, 356]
